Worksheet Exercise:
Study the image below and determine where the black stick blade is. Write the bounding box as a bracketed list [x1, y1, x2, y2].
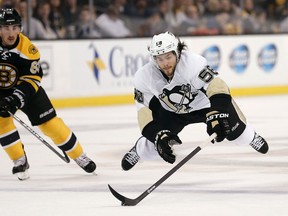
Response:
[108, 184, 139, 206]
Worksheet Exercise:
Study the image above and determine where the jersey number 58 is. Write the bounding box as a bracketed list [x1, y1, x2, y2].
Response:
[198, 65, 218, 83]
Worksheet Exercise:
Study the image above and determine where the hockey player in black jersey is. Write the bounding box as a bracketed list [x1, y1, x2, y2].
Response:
[122, 31, 269, 171]
[0, 8, 96, 180]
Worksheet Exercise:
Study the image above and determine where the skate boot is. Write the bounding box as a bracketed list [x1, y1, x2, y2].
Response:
[74, 153, 96, 173]
[121, 142, 140, 171]
[12, 152, 30, 181]
[249, 132, 269, 154]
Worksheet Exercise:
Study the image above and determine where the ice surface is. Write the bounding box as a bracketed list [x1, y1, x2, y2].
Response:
[0, 95, 287, 216]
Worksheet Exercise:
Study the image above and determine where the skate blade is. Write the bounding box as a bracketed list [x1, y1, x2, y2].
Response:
[15, 170, 30, 181]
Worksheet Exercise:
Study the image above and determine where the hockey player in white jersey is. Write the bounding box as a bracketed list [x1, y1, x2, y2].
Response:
[121, 31, 269, 171]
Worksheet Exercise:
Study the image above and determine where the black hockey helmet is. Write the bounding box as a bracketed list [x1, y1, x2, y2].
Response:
[0, 8, 22, 26]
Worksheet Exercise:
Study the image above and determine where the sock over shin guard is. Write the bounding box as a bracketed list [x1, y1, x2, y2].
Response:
[0, 116, 25, 160]
[38, 117, 83, 159]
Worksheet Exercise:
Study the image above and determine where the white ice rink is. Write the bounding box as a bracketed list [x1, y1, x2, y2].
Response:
[0, 95, 287, 216]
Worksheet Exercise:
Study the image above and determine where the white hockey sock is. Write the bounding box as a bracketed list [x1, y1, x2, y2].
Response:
[136, 136, 160, 160]
[230, 122, 255, 146]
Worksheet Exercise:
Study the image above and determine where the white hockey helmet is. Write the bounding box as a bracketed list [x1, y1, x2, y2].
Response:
[149, 31, 180, 59]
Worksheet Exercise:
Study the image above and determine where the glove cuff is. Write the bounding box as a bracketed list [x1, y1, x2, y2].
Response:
[209, 94, 231, 110]
[155, 130, 170, 145]
[12, 89, 25, 109]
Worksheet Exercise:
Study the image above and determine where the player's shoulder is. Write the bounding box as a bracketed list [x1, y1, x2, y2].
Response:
[181, 50, 207, 64]
[135, 61, 154, 79]
[16, 33, 40, 60]
[134, 61, 155, 86]
[179, 50, 207, 73]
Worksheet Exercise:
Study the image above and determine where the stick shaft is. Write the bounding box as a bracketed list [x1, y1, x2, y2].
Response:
[108, 133, 217, 206]
[136, 133, 216, 202]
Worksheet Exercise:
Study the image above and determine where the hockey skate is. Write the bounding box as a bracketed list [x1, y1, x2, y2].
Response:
[12, 152, 30, 181]
[121, 143, 140, 171]
[249, 133, 269, 154]
[74, 153, 96, 173]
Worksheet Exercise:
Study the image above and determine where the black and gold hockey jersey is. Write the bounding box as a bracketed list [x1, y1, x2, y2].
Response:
[0, 32, 42, 101]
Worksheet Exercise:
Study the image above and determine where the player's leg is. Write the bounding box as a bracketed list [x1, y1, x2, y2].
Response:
[0, 116, 30, 180]
[38, 117, 96, 173]
[22, 87, 96, 173]
[121, 136, 159, 171]
[226, 99, 269, 154]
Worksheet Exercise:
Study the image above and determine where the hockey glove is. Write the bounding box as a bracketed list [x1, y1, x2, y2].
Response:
[155, 130, 182, 164]
[0, 90, 25, 117]
[206, 111, 231, 142]
[206, 93, 232, 142]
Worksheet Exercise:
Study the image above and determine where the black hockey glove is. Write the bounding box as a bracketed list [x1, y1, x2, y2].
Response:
[0, 90, 25, 117]
[155, 130, 182, 164]
[206, 94, 232, 142]
[206, 111, 230, 142]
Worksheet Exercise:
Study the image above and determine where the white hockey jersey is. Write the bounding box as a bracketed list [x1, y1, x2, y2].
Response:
[134, 51, 219, 114]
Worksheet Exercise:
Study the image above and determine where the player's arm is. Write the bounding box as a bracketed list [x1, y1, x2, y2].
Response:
[134, 87, 158, 142]
[134, 83, 166, 144]
[16, 58, 42, 101]
[133, 69, 158, 142]
[0, 58, 42, 117]
[134, 69, 181, 164]
[13, 54, 43, 109]
[137, 97, 181, 164]
[199, 65, 232, 142]
[16, 37, 43, 101]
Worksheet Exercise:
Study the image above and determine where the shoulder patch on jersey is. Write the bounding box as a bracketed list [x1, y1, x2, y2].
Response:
[28, 44, 38, 55]
[17, 33, 40, 60]
[134, 88, 144, 103]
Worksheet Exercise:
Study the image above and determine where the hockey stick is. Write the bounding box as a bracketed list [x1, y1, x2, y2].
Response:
[108, 133, 217, 206]
[9, 111, 70, 163]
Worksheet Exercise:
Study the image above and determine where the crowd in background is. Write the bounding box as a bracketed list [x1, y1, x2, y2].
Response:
[1, 0, 288, 39]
